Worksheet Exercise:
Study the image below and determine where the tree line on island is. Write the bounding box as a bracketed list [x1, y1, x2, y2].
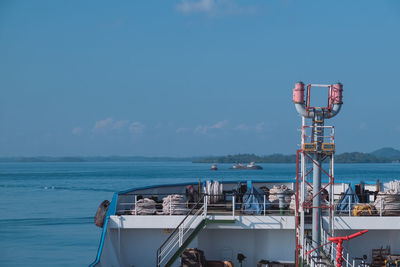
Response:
[1, 148, 399, 163]
[193, 148, 400, 164]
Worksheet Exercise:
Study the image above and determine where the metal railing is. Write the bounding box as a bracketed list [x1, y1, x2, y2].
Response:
[156, 195, 206, 267]
[116, 193, 296, 216]
[116, 192, 400, 217]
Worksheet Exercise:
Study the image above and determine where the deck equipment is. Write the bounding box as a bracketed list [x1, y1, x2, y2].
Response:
[328, 230, 368, 267]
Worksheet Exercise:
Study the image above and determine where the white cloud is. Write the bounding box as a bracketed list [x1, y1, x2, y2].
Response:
[93, 118, 132, 133]
[129, 122, 145, 134]
[177, 0, 214, 13]
[194, 120, 228, 134]
[234, 123, 249, 131]
[176, 0, 257, 15]
[176, 127, 190, 134]
[255, 122, 265, 132]
[113, 120, 129, 130]
[194, 125, 208, 134]
[212, 120, 228, 129]
[93, 118, 114, 132]
[233, 122, 267, 132]
[72, 127, 83, 135]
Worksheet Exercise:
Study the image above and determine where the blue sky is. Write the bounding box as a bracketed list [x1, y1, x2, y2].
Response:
[0, 0, 400, 156]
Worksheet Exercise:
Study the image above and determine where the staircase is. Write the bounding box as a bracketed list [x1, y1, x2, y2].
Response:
[156, 196, 235, 267]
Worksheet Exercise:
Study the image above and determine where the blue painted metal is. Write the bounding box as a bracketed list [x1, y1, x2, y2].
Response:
[89, 193, 118, 267]
[117, 179, 297, 195]
[117, 179, 376, 195]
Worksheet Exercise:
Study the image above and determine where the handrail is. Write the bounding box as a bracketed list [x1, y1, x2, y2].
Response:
[156, 195, 205, 267]
[117, 192, 400, 217]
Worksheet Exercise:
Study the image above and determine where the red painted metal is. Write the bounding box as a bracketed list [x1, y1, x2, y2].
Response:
[293, 82, 305, 103]
[332, 83, 343, 104]
[306, 84, 311, 111]
[306, 84, 334, 111]
[303, 152, 333, 179]
[328, 230, 368, 267]
[302, 152, 334, 207]
[296, 150, 336, 264]
[304, 182, 331, 207]
[305, 180, 313, 189]
[305, 242, 331, 256]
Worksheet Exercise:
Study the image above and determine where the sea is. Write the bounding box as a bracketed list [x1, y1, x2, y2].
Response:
[0, 162, 399, 266]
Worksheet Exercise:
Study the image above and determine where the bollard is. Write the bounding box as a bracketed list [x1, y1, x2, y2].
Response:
[278, 190, 285, 215]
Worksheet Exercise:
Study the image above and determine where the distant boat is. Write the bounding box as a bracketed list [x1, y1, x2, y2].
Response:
[246, 162, 263, 170]
[231, 163, 246, 169]
[211, 164, 218, 171]
[231, 162, 263, 170]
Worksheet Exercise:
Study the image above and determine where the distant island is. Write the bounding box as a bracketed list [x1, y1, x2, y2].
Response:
[193, 148, 400, 164]
[1, 147, 399, 164]
[0, 156, 202, 163]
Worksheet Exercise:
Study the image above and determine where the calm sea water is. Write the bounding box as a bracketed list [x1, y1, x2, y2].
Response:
[0, 162, 399, 266]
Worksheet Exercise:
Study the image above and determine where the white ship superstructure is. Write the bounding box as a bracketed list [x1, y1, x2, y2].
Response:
[90, 180, 400, 267]
[90, 82, 400, 267]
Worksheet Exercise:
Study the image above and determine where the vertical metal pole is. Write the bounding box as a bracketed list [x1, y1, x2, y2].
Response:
[134, 195, 137, 215]
[179, 226, 183, 246]
[263, 194, 266, 216]
[118, 216, 121, 262]
[312, 155, 322, 259]
[346, 252, 349, 267]
[204, 195, 207, 216]
[300, 117, 306, 260]
[232, 196, 236, 218]
[349, 196, 351, 216]
[332, 154, 335, 240]
[312, 112, 324, 262]
[329, 154, 334, 261]
[169, 195, 172, 216]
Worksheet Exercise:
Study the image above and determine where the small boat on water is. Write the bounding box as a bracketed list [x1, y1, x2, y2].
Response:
[211, 164, 218, 171]
[246, 162, 263, 170]
[231, 162, 263, 170]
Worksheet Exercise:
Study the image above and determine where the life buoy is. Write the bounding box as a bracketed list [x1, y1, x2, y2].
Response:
[94, 200, 110, 228]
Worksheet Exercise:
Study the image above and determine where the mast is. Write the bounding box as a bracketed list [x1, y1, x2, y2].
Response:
[293, 82, 343, 267]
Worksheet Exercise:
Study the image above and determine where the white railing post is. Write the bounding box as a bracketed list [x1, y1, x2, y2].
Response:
[179, 226, 183, 247]
[204, 195, 207, 216]
[232, 196, 236, 218]
[380, 198, 383, 217]
[305, 242, 308, 265]
[134, 195, 137, 215]
[348, 196, 351, 216]
[353, 259, 355, 267]
[346, 252, 349, 267]
[263, 194, 266, 216]
[169, 195, 172, 216]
